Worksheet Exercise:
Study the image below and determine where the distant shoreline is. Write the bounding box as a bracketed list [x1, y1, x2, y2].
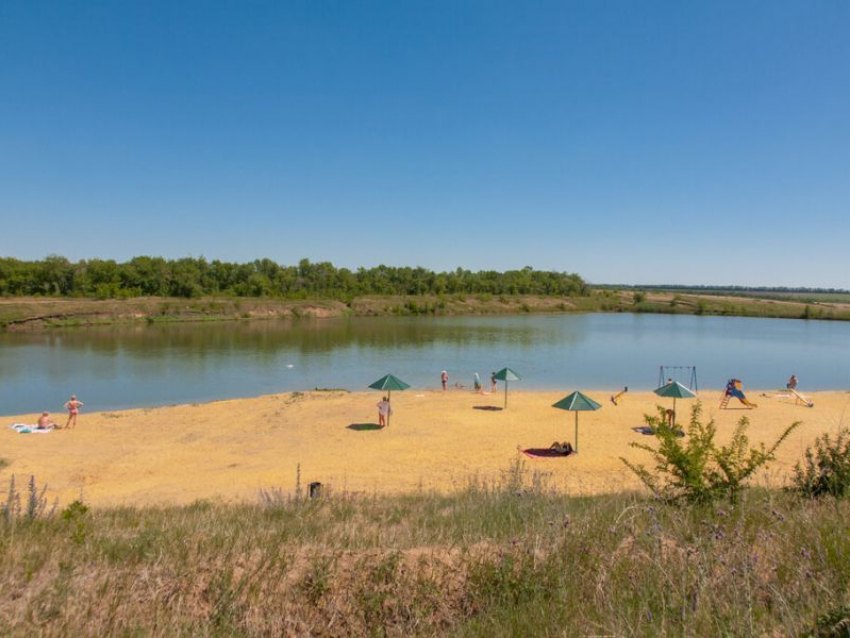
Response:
[2, 289, 849, 330]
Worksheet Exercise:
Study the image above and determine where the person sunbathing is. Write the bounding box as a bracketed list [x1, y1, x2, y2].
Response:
[37, 412, 58, 429]
[549, 441, 574, 455]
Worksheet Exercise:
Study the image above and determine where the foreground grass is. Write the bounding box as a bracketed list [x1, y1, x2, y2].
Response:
[1, 467, 850, 636]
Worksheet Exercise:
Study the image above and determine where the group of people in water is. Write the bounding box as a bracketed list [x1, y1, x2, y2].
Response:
[379, 369, 500, 425]
[440, 370, 498, 393]
[32, 395, 83, 431]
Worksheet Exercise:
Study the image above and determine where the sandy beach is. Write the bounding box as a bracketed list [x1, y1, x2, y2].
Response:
[2, 389, 848, 507]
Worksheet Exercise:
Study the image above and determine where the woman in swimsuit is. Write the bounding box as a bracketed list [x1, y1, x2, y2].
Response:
[64, 395, 84, 429]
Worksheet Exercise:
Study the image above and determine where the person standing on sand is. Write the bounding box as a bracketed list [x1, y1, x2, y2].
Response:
[376, 396, 391, 427]
[491, 372, 497, 393]
[441, 370, 449, 391]
[63, 395, 83, 429]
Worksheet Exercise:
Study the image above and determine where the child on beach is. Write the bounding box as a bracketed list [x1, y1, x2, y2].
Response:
[490, 372, 497, 392]
[441, 370, 448, 391]
[63, 395, 84, 429]
[376, 397, 391, 427]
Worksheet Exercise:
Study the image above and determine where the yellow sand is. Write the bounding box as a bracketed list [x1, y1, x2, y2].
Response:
[2, 389, 848, 507]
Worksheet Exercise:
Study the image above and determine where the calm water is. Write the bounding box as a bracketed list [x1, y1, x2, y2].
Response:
[0, 313, 848, 415]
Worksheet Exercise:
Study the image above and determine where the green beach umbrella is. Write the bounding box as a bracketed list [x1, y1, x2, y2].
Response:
[552, 391, 602, 453]
[493, 367, 521, 408]
[653, 381, 697, 427]
[368, 374, 410, 427]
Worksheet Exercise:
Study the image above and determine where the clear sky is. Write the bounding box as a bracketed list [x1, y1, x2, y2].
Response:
[1, 1, 848, 287]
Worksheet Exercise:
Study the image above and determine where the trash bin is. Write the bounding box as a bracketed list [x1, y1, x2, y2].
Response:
[309, 482, 322, 499]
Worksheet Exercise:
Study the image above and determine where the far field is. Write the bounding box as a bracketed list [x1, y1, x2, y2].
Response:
[2, 287, 850, 329]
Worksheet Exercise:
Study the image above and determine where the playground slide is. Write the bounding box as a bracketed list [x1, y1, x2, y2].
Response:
[788, 388, 815, 408]
[723, 380, 758, 409]
[730, 388, 758, 408]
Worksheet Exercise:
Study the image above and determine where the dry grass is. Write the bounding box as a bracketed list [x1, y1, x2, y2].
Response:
[1, 462, 849, 636]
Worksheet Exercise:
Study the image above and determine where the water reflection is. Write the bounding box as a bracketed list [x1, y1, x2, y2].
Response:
[0, 314, 847, 415]
[1, 315, 573, 357]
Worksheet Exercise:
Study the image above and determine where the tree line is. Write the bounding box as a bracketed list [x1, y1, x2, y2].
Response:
[0, 256, 589, 300]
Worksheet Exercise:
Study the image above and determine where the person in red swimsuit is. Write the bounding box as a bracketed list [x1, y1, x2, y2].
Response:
[63, 395, 84, 429]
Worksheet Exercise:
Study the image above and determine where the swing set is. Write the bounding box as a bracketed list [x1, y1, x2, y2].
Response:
[657, 366, 699, 393]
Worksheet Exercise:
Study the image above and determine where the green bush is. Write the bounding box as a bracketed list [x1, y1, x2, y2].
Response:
[622, 403, 799, 503]
[791, 429, 850, 498]
[62, 500, 90, 544]
[806, 606, 850, 638]
[809, 605, 850, 637]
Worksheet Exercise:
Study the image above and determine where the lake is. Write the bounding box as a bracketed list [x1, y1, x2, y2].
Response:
[0, 313, 848, 415]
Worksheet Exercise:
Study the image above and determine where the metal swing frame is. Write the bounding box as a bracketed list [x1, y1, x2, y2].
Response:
[657, 365, 698, 392]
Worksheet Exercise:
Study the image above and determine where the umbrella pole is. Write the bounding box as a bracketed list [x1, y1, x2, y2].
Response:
[672, 397, 676, 428]
[504, 380, 508, 409]
[387, 389, 391, 428]
[575, 412, 579, 453]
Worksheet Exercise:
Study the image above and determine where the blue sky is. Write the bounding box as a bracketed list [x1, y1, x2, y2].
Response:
[1, 1, 848, 287]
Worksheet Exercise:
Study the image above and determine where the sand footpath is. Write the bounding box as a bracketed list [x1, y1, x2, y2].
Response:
[2, 389, 848, 507]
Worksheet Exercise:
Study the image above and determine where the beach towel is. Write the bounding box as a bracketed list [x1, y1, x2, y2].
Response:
[522, 448, 573, 459]
[9, 423, 54, 434]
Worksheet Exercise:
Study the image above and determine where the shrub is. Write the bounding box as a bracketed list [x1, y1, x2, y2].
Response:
[791, 429, 850, 498]
[622, 403, 799, 504]
[809, 605, 850, 637]
[633, 290, 646, 304]
[62, 500, 89, 544]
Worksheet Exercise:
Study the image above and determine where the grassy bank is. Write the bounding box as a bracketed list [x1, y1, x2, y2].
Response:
[2, 288, 850, 330]
[2, 463, 849, 636]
